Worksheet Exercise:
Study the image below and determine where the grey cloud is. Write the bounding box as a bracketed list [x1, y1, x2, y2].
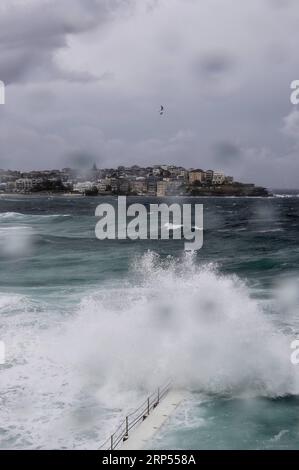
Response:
[266, 0, 295, 9]
[0, 50, 39, 84]
[145, 0, 160, 12]
[0, 0, 127, 84]
[282, 109, 299, 141]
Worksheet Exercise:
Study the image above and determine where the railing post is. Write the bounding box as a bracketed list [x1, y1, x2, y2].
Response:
[100, 381, 172, 449]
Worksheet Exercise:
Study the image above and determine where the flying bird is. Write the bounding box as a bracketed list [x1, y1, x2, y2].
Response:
[160, 105, 164, 116]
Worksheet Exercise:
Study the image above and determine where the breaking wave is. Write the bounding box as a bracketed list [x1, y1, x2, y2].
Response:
[61, 251, 299, 399]
[0, 212, 71, 220]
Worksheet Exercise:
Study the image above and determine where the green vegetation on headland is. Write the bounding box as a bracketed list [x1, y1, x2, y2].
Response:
[85, 182, 270, 197]
[189, 183, 270, 197]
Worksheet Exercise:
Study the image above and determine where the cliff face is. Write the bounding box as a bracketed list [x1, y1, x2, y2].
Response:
[190, 184, 270, 197]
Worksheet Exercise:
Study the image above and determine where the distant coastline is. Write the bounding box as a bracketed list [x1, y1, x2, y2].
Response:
[0, 164, 270, 198]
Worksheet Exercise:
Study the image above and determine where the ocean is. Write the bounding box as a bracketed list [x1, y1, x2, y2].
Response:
[1, 193, 299, 449]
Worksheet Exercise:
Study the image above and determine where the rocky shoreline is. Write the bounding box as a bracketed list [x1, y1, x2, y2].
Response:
[189, 183, 270, 197]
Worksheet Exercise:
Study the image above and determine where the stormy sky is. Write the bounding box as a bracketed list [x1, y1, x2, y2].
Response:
[0, 0, 299, 187]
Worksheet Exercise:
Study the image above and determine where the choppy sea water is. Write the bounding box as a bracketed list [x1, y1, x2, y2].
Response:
[1, 194, 299, 449]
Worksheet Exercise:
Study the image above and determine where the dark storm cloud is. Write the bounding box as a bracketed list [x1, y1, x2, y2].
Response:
[0, 0, 127, 84]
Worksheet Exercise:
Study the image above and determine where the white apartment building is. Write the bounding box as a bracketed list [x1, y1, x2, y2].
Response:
[212, 171, 225, 185]
[15, 178, 33, 192]
[73, 181, 93, 193]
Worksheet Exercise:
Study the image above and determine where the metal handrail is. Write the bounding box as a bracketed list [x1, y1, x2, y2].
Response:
[99, 380, 172, 450]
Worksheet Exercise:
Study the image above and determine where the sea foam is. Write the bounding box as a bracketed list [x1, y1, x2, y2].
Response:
[61, 251, 299, 399]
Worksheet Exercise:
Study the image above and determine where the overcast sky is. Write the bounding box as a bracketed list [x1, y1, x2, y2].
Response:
[0, 0, 299, 187]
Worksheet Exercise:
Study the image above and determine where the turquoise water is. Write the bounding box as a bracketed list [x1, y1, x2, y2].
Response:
[151, 395, 299, 450]
[0, 194, 299, 449]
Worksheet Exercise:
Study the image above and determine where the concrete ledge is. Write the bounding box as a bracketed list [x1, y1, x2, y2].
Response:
[120, 390, 186, 450]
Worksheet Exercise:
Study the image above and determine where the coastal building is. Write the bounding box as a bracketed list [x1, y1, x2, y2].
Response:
[0, 164, 264, 197]
[189, 169, 204, 185]
[152, 167, 162, 177]
[15, 178, 33, 192]
[157, 180, 168, 197]
[97, 179, 111, 193]
[110, 178, 119, 193]
[131, 178, 147, 194]
[147, 176, 158, 196]
[73, 181, 93, 193]
[212, 171, 225, 185]
[118, 178, 130, 194]
[178, 169, 188, 180]
[5, 182, 15, 193]
[168, 166, 182, 177]
[0, 170, 21, 184]
[205, 170, 214, 185]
